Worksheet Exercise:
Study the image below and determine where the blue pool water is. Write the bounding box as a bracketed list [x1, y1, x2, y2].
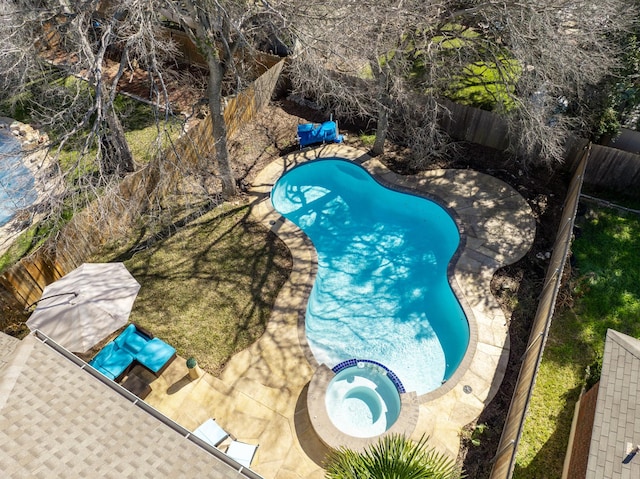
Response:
[0, 130, 36, 226]
[271, 159, 469, 395]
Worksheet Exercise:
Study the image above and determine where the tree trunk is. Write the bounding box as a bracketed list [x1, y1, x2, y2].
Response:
[372, 104, 389, 156]
[206, 58, 237, 198]
[102, 96, 135, 176]
[371, 68, 391, 156]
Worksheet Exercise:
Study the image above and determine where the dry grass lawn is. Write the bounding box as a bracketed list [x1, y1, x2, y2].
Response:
[95, 201, 292, 376]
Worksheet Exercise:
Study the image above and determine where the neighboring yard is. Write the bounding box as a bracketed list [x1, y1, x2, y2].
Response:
[514, 204, 640, 478]
[0, 93, 182, 273]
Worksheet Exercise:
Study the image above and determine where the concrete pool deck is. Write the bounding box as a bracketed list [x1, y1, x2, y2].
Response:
[142, 144, 535, 478]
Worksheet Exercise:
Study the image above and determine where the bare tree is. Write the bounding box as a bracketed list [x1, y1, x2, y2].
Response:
[158, 0, 293, 198]
[286, 0, 637, 168]
[157, 1, 231, 197]
[4, 0, 139, 175]
[285, 0, 465, 162]
[145, 0, 354, 199]
[465, 0, 637, 166]
[0, 0, 184, 225]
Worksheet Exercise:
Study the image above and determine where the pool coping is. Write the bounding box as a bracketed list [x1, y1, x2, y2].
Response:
[307, 364, 420, 452]
[249, 143, 536, 458]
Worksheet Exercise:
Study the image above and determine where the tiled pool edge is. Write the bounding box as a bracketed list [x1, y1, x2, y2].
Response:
[249, 144, 536, 460]
[307, 364, 419, 453]
[332, 359, 406, 393]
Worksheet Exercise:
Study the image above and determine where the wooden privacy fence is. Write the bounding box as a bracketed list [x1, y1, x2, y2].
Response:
[582, 144, 640, 193]
[176, 55, 284, 166]
[0, 56, 285, 310]
[160, 27, 207, 68]
[488, 145, 590, 479]
[438, 100, 640, 197]
[438, 99, 510, 151]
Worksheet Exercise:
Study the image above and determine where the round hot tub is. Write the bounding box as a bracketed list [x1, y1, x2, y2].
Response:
[307, 360, 417, 451]
[325, 362, 401, 438]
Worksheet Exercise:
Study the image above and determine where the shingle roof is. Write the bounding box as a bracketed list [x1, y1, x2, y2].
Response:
[0, 333, 253, 478]
[586, 329, 640, 479]
[0, 333, 20, 369]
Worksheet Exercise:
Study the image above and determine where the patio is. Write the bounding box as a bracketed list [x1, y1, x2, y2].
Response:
[132, 143, 534, 478]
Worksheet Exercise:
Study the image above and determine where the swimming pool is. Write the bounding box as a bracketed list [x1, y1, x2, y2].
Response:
[271, 158, 469, 395]
[0, 130, 36, 226]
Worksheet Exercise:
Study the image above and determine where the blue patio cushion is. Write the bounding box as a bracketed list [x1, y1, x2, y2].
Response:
[135, 338, 176, 374]
[89, 342, 135, 380]
[319, 121, 339, 142]
[114, 324, 150, 356]
[297, 123, 314, 132]
[320, 121, 336, 132]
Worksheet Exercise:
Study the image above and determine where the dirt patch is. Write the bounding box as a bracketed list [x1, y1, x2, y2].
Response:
[101, 58, 208, 116]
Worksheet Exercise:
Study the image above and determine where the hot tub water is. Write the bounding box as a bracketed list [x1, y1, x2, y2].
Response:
[325, 362, 401, 438]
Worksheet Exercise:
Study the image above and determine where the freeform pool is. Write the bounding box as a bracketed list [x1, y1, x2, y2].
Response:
[271, 158, 469, 395]
[325, 361, 402, 438]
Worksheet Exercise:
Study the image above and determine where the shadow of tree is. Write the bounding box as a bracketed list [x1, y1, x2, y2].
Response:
[97, 199, 293, 376]
[293, 383, 331, 467]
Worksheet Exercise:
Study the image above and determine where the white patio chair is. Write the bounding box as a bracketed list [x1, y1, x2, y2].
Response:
[193, 418, 229, 447]
[226, 440, 258, 468]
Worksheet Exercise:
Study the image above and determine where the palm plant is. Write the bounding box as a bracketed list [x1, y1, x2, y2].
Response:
[324, 434, 463, 479]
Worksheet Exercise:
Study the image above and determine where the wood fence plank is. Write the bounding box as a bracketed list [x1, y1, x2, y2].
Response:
[1, 264, 42, 308]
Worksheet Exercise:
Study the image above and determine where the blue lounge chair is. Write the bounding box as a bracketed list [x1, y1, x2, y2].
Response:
[89, 324, 176, 381]
[88, 341, 134, 380]
[297, 120, 344, 148]
[136, 338, 176, 375]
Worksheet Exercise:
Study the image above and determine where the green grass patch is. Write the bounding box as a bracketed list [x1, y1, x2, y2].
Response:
[0, 207, 75, 274]
[0, 225, 44, 272]
[430, 23, 480, 49]
[94, 202, 292, 376]
[409, 23, 521, 111]
[513, 309, 590, 478]
[125, 118, 183, 164]
[358, 132, 376, 146]
[571, 209, 640, 341]
[514, 206, 640, 478]
[445, 57, 520, 111]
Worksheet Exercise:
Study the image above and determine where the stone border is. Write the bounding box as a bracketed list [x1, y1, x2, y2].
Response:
[306, 364, 419, 452]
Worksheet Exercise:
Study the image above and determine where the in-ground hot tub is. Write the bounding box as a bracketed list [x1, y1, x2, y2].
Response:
[325, 360, 402, 438]
[307, 360, 418, 452]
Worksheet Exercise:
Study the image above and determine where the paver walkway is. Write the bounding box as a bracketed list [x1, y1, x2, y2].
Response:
[143, 144, 535, 478]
